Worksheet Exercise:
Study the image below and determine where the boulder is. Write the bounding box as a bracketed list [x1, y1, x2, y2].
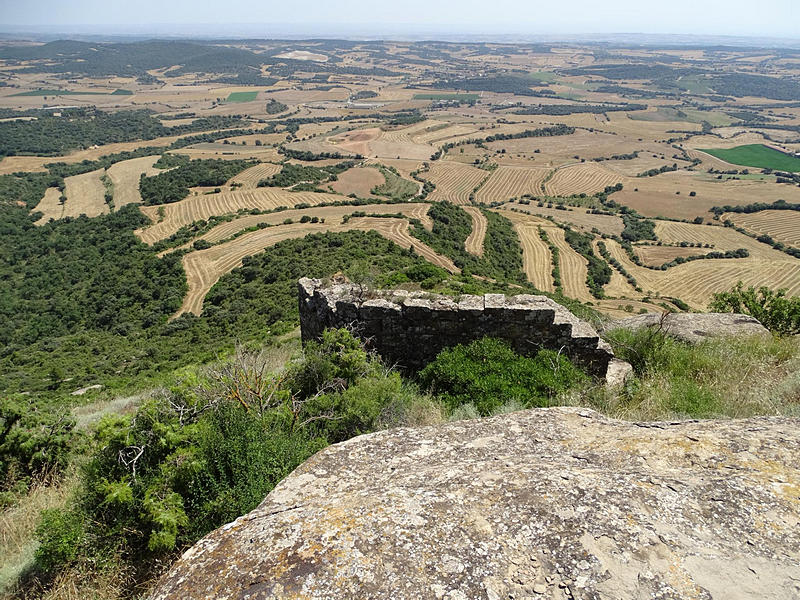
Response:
[151, 407, 800, 600]
[604, 312, 770, 345]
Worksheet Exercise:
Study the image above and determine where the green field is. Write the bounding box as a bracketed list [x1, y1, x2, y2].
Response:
[11, 88, 132, 97]
[700, 144, 800, 172]
[413, 93, 480, 102]
[225, 91, 260, 102]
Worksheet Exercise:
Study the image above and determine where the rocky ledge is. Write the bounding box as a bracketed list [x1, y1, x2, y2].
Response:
[151, 407, 800, 600]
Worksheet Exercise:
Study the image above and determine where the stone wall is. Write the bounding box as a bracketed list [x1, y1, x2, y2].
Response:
[298, 278, 630, 382]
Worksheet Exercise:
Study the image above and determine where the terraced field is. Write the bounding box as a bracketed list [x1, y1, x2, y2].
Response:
[62, 169, 109, 218]
[177, 217, 457, 317]
[507, 204, 623, 236]
[412, 123, 479, 145]
[462, 206, 487, 256]
[136, 188, 344, 244]
[328, 167, 385, 197]
[592, 240, 639, 298]
[497, 210, 555, 292]
[602, 238, 800, 308]
[228, 163, 282, 188]
[723, 210, 800, 248]
[653, 221, 787, 260]
[475, 166, 550, 204]
[426, 162, 488, 204]
[548, 227, 595, 303]
[107, 156, 161, 209]
[543, 163, 625, 197]
[186, 203, 434, 247]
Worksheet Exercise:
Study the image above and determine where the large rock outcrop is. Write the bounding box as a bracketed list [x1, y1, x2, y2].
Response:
[603, 312, 770, 345]
[298, 278, 630, 384]
[151, 408, 800, 600]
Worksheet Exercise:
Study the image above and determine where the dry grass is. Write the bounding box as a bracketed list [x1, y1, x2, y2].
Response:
[462, 206, 487, 257]
[507, 218, 555, 292]
[612, 171, 800, 221]
[327, 167, 384, 198]
[32, 188, 63, 225]
[0, 475, 77, 595]
[106, 156, 161, 210]
[61, 169, 108, 219]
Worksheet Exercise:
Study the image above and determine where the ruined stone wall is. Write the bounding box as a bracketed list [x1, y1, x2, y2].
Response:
[298, 278, 629, 382]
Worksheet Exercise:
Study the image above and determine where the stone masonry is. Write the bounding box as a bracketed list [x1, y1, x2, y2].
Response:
[298, 278, 631, 383]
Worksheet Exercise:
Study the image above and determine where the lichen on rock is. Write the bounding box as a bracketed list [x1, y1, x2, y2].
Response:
[151, 407, 800, 600]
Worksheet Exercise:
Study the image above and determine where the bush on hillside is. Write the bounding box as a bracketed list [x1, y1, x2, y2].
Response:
[32, 330, 428, 584]
[709, 282, 800, 335]
[418, 337, 588, 415]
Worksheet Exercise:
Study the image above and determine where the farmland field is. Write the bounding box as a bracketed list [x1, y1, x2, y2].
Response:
[700, 144, 800, 172]
[60, 169, 109, 219]
[426, 162, 488, 204]
[177, 216, 457, 316]
[475, 166, 550, 203]
[107, 156, 162, 209]
[543, 163, 625, 197]
[462, 206, 487, 256]
[226, 91, 260, 102]
[723, 210, 800, 248]
[413, 93, 480, 101]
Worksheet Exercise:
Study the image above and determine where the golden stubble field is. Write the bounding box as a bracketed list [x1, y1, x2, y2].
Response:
[176, 215, 457, 317]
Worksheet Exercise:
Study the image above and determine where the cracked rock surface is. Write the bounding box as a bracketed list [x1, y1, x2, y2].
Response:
[151, 407, 800, 600]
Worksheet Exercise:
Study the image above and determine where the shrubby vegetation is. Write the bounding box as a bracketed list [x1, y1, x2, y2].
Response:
[419, 337, 588, 416]
[410, 202, 526, 283]
[710, 282, 800, 335]
[0, 109, 246, 157]
[258, 161, 356, 188]
[139, 158, 255, 205]
[511, 103, 645, 115]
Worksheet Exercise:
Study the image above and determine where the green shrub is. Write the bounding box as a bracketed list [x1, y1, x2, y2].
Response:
[0, 396, 78, 492]
[710, 282, 800, 335]
[34, 508, 86, 572]
[419, 337, 588, 415]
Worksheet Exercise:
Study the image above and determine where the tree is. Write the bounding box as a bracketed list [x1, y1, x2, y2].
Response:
[709, 282, 800, 335]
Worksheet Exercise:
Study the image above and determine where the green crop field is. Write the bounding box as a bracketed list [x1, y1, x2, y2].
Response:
[413, 93, 480, 101]
[11, 88, 132, 96]
[226, 91, 260, 102]
[700, 144, 800, 172]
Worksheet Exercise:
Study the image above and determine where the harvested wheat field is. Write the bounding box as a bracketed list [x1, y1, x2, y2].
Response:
[426, 162, 488, 204]
[328, 167, 385, 197]
[177, 217, 457, 316]
[187, 203, 434, 247]
[228, 163, 282, 189]
[136, 188, 344, 244]
[107, 156, 161, 209]
[462, 206, 487, 256]
[61, 169, 108, 219]
[507, 204, 623, 236]
[327, 128, 382, 156]
[548, 226, 595, 303]
[592, 240, 640, 298]
[634, 245, 712, 267]
[498, 210, 556, 292]
[612, 171, 800, 221]
[543, 163, 625, 197]
[33, 187, 63, 224]
[602, 238, 800, 308]
[412, 123, 480, 145]
[722, 210, 800, 248]
[653, 220, 789, 260]
[475, 166, 550, 203]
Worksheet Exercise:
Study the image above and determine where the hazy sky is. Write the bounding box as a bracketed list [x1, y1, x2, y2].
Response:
[1, 0, 798, 39]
